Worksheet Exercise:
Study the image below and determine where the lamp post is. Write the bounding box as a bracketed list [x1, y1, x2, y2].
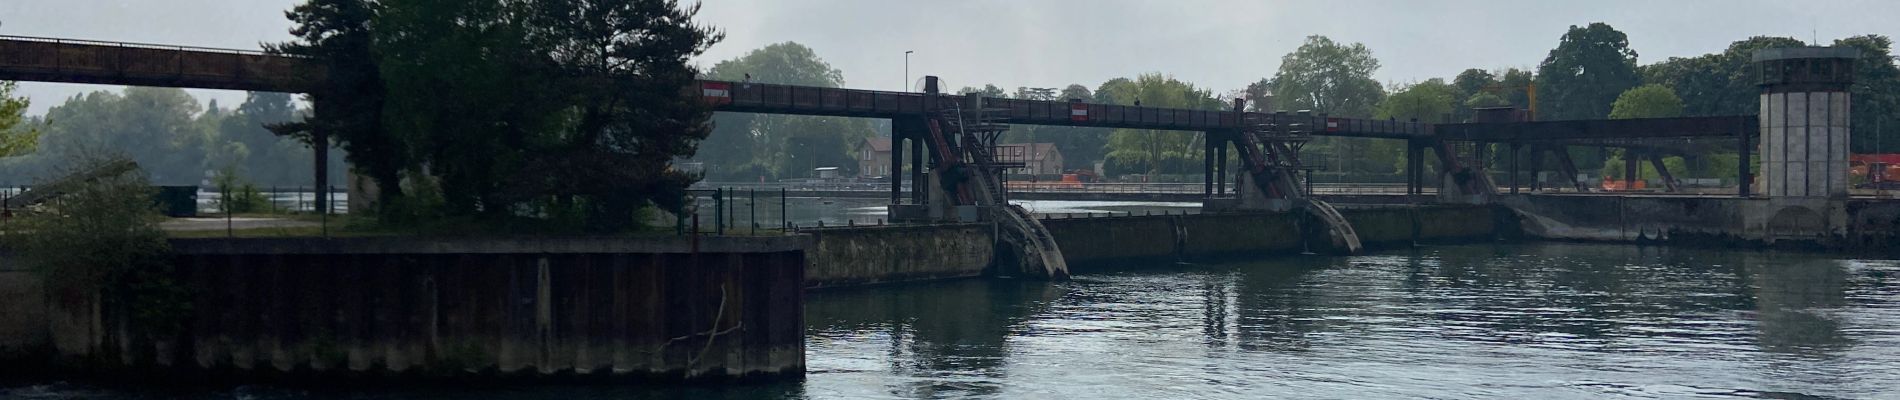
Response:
[905, 50, 914, 92]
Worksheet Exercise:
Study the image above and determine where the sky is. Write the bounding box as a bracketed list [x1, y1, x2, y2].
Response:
[4, 0, 1898, 116]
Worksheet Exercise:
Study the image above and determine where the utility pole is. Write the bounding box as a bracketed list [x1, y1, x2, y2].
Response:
[904, 51, 914, 92]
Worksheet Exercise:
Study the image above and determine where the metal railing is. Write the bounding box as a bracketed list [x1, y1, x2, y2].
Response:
[0, 34, 280, 57]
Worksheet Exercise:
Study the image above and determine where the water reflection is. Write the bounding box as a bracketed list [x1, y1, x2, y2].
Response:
[799, 243, 1897, 399]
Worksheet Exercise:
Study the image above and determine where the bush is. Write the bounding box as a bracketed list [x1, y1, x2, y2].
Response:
[213, 166, 272, 213]
[6, 155, 190, 335]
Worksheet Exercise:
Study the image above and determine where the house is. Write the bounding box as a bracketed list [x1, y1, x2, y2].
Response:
[855, 138, 894, 178]
[994, 143, 1064, 176]
[856, 138, 1066, 177]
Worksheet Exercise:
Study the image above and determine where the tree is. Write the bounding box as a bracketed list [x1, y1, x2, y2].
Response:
[1450, 68, 1500, 119]
[1465, 93, 1509, 109]
[958, 84, 1007, 98]
[1833, 35, 1900, 153]
[1608, 84, 1684, 120]
[1499, 68, 1536, 109]
[268, 0, 405, 210]
[1265, 35, 1385, 118]
[1264, 35, 1387, 175]
[1641, 36, 1805, 117]
[521, 0, 724, 229]
[39, 88, 211, 185]
[1535, 23, 1641, 121]
[213, 92, 310, 185]
[702, 42, 872, 181]
[1452, 69, 1497, 100]
[0, 81, 38, 157]
[1377, 79, 1458, 122]
[1097, 73, 1221, 176]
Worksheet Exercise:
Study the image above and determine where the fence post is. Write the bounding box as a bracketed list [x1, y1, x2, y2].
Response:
[713, 188, 724, 236]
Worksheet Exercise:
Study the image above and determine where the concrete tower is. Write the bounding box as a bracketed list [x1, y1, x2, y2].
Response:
[1749, 47, 1859, 241]
[1755, 47, 1859, 198]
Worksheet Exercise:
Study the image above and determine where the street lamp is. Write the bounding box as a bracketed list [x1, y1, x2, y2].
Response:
[905, 51, 914, 92]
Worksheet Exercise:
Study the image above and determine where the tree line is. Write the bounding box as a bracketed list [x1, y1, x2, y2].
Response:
[0, 84, 343, 188]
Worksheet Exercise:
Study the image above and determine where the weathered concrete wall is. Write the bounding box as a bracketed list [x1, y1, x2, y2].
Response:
[0, 258, 47, 368]
[1846, 200, 1900, 250]
[1342, 205, 1500, 245]
[1175, 213, 1301, 260]
[47, 236, 806, 383]
[1502, 194, 1900, 252]
[802, 224, 993, 289]
[1042, 215, 1180, 267]
[1501, 195, 1749, 242]
[1040, 206, 1494, 271]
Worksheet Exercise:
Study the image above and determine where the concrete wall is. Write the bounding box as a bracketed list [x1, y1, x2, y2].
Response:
[1844, 200, 1900, 250]
[45, 236, 806, 383]
[0, 258, 47, 369]
[1501, 194, 1749, 242]
[1343, 205, 1500, 245]
[1175, 213, 1302, 260]
[1042, 215, 1181, 267]
[1502, 194, 1900, 252]
[1040, 206, 1495, 271]
[802, 224, 993, 289]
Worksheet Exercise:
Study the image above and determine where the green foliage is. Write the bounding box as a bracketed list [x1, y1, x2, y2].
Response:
[1608, 84, 1684, 119]
[1261, 36, 1389, 175]
[1499, 68, 1537, 109]
[1833, 35, 1900, 153]
[1452, 69, 1497, 99]
[361, 0, 722, 230]
[213, 166, 272, 214]
[0, 81, 38, 157]
[1266, 35, 1385, 117]
[39, 88, 211, 185]
[1098, 73, 1222, 175]
[8, 88, 335, 188]
[958, 84, 1007, 98]
[269, 0, 401, 207]
[1598, 153, 1688, 181]
[1640, 36, 1805, 117]
[1377, 79, 1458, 122]
[700, 42, 873, 180]
[6, 156, 189, 335]
[1536, 23, 1641, 121]
[1465, 93, 1509, 109]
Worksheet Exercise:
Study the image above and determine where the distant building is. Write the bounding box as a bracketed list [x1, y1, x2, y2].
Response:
[855, 138, 1065, 177]
[995, 143, 1064, 176]
[855, 138, 894, 178]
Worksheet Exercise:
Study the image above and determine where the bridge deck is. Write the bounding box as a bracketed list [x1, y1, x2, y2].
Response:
[0, 35, 1751, 142]
[0, 35, 316, 93]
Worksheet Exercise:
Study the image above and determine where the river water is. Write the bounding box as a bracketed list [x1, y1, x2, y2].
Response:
[6, 243, 1898, 399]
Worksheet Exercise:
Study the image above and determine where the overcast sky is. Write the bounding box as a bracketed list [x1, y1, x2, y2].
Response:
[5, 0, 1898, 116]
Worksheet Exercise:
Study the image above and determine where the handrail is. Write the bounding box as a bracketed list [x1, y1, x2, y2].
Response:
[0, 34, 289, 57]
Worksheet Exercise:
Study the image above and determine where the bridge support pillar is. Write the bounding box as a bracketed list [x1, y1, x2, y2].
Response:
[1405, 140, 1425, 199]
[1623, 149, 1640, 190]
[1510, 142, 1522, 194]
[1215, 139, 1228, 195]
[1202, 133, 1216, 197]
[891, 129, 904, 204]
